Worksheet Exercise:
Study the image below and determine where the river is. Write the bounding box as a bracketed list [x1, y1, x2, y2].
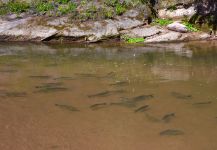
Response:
[0, 41, 217, 150]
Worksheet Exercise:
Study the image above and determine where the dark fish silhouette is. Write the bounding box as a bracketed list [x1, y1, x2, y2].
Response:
[2, 92, 27, 97]
[88, 91, 110, 98]
[90, 103, 108, 110]
[29, 75, 51, 79]
[88, 90, 125, 98]
[162, 113, 175, 123]
[54, 77, 75, 80]
[193, 101, 212, 105]
[135, 105, 149, 113]
[110, 81, 129, 86]
[171, 92, 192, 100]
[160, 129, 184, 136]
[55, 104, 79, 112]
[131, 95, 154, 102]
[0, 69, 17, 73]
[35, 87, 68, 93]
[35, 82, 63, 88]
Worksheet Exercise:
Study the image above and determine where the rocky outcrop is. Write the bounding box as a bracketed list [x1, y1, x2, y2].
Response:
[167, 22, 188, 33]
[145, 31, 182, 43]
[120, 26, 165, 38]
[157, 0, 194, 8]
[159, 6, 196, 19]
[0, 1, 216, 44]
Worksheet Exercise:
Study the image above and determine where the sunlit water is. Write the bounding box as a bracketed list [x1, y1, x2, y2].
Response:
[0, 41, 217, 150]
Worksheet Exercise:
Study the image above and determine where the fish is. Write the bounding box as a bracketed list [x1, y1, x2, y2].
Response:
[110, 81, 129, 86]
[171, 92, 192, 100]
[0, 69, 17, 73]
[29, 75, 51, 79]
[88, 90, 125, 98]
[90, 103, 108, 110]
[131, 95, 154, 102]
[4, 92, 27, 97]
[103, 72, 115, 78]
[88, 91, 110, 98]
[162, 113, 175, 123]
[35, 87, 68, 93]
[35, 82, 63, 88]
[193, 101, 212, 105]
[55, 104, 79, 112]
[75, 73, 98, 78]
[135, 105, 149, 113]
[160, 129, 184, 136]
[54, 77, 75, 80]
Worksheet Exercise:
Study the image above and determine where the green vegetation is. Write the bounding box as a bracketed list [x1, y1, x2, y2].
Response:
[153, 19, 173, 26]
[0, 1, 29, 15]
[0, 0, 150, 19]
[167, 5, 177, 11]
[57, 2, 77, 15]
[55, 0, 70, 4]
[182, 22, 199, 32]
[115, 3, 126, 15]
[35, 1, 54, 13]
[122, 35, 145, 43]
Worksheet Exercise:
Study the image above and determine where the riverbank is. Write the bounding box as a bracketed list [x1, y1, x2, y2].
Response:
[0, 0, 216, 43]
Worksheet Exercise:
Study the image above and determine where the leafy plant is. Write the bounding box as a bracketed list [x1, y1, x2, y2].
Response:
[167, 5, 177, 11]
[35, 1, 54, 13]
[103, 8, 115, 19]
[55, 0, 70, 4]
[182, 22, 198, 32]
[122, 35, 145, 43]
[154, 19, 173, 26]
[58, 2, 77, 14]
[115, 3, 126, 15]
[7, 1, 30, 14]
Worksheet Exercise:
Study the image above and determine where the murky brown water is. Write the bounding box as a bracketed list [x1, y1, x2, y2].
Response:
[0, 41, 217, 150]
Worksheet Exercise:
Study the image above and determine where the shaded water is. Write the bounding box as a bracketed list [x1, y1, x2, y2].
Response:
[0, 41, 217, 150]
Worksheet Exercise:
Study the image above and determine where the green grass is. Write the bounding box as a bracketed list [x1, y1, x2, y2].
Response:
[58, 2, 77, 15]
[182, 22, 198, 32]
[154, 19, 173, 26]
[122, 36, 145, 43]
[35, 2, 54, 13]
[0, 1, 30, 15]
[115, 3, 126, 15]
[55, 0, 70, 4]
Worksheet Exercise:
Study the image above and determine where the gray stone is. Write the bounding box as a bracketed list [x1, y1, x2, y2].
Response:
[159, 6, 196, 19]
[167, 22, 188, 33]
[59, 20, 119, 42]
[123, 9, 140, 18]
[0, 17, 31, 33]
[0, 25, 58, 41]
[145, 31, 182, 43]
[122, 26, 165, 38]
[179, 32, 211, 41]
[114, 17, 143, 30]
[47, 17, 69, 27]
[157, 0, 194, 9]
